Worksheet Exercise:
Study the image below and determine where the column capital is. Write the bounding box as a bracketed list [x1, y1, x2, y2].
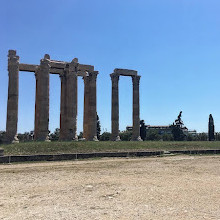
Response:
[8, 50, 19, 66]
[110, 73, 120, 86]
[67, 62, 78, 77]
[110, 73, 120, 80]
[59, 71, 66, 79]
[89, 71, 98, 82]
[40, 58, 51, 67]
[34, 66, 39, 79]
[39, 54, 51, 72]
[69, 58, 79, 71]
[132, 75, 141, 86]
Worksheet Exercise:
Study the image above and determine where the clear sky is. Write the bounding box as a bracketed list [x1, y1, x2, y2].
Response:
[0, 0, 220, 134]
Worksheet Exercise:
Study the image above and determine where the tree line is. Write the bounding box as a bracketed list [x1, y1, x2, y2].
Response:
[1, 115, 220, 143]
[1, 128, 220, 143]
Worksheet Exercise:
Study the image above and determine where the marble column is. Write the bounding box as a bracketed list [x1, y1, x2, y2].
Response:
[110, 73, 120, 141]
[83, 73, 90, 140]
[66, 60, 78, 140]
[88, 71, 98, 141]
[59, 70, 67, 141]
[5, 50, 19, 143]
[34, 55, 50, 141]
[131, 75, 142, 141]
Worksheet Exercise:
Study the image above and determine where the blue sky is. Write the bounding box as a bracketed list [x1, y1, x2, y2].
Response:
[0, 0, 220, 134]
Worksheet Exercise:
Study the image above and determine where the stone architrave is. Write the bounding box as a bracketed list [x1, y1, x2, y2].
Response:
[5, 50, 99, 142]
[88, 71, 99, 141]
[110, 73, 120, 141]
[5, 50, 20, 143]
[131, 75, 142, 141]
[34, 55, 50, 141]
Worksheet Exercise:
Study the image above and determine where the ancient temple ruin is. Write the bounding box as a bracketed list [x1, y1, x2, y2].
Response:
[5, 50, 142, 143]
[5, 50, 98, 143]
[110, 69, 142, 141]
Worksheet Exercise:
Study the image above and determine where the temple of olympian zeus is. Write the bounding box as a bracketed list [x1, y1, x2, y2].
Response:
[5, 50, 142, 143]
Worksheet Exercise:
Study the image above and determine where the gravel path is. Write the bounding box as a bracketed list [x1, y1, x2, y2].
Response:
[0, 155, 220, 220]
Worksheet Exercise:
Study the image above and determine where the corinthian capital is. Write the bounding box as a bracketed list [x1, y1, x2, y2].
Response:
[110, 73, 119, 85]
[8, 50, 19, 65]
[132, 75, 141, 86]
[89, 71, 99, 82]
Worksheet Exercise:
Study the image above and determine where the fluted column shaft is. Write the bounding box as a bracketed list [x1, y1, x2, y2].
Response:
[34, 55, 50, 141]
[6, 50, 19, 143]
[83, 75, 90, 140]
[131, 75, 142, 141]
[59, 71, 67, 140]
[59, 62, 78, 141]
[67, 62, 78, 140]
[88, 71, 98, 141]
[111, 74, 120, 141]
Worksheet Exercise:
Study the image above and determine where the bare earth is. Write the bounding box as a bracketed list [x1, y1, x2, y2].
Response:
[0, 155, 220, 220]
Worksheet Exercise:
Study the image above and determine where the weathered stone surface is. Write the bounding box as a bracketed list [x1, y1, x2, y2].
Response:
[110, 71, 141, 141]
[49, 60, 67, 69]
[83, 71, 99, 141]
[77, 71, 87, 77]
[83, 75, 90, 140]
[19, 63, 38, 72]
[7, 50, 99, 142]
[59, 71, 67, 140]
[5, 50, 19, 144]
[114, 68, 137, 76]
[88, 71, 98, 141]
[78, 64, 94, 72]
[110, 73, 120, 141]
[34, 56, 50, 141]
[131, 75, 142, 141]
[59, 61, 78, 141]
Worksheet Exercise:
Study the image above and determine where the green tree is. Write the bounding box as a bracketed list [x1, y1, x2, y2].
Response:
[100, 132, 111, 141]
[146, 130, 161, 141]
[186, 134, 194, 141]
[196, 133, 208, 141]
[170, 125, 186, 141]
[119, 131, 132, 141]
[140, 120, 146, 141]
[215, 133, 220, 141]
[50, 128, 60, 141]
[162, 133, 174, 141]
[78, 132, 83, 139]
[0, 131, 6, 144]
[17, 132, 32, 142]
[97, 114, 101, 140]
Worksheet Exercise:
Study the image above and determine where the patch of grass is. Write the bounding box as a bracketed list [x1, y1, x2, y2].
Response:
[1, 141, 220, 156]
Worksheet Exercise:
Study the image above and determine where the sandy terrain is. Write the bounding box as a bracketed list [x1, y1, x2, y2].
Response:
[0, 155, 220, 220]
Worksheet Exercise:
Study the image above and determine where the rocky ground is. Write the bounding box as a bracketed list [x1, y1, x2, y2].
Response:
[0, 155, 219, 220]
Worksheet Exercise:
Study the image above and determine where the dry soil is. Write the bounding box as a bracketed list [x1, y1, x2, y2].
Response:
[0, 155, 220, 220]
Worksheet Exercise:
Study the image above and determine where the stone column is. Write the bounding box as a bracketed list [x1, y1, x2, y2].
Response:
[34, 55, 50, 141]
[131, 75, 142, 141]
[5, 50, 19, 143]
[59, 71, 67, 141]
[83, 73, 90, 140]
[66, 60, 78, 140]
[88, 71, 98, 141]
[110, 73, 120, 141]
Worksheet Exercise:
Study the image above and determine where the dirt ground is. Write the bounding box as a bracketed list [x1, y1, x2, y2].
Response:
[0, 155, 220, 220]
